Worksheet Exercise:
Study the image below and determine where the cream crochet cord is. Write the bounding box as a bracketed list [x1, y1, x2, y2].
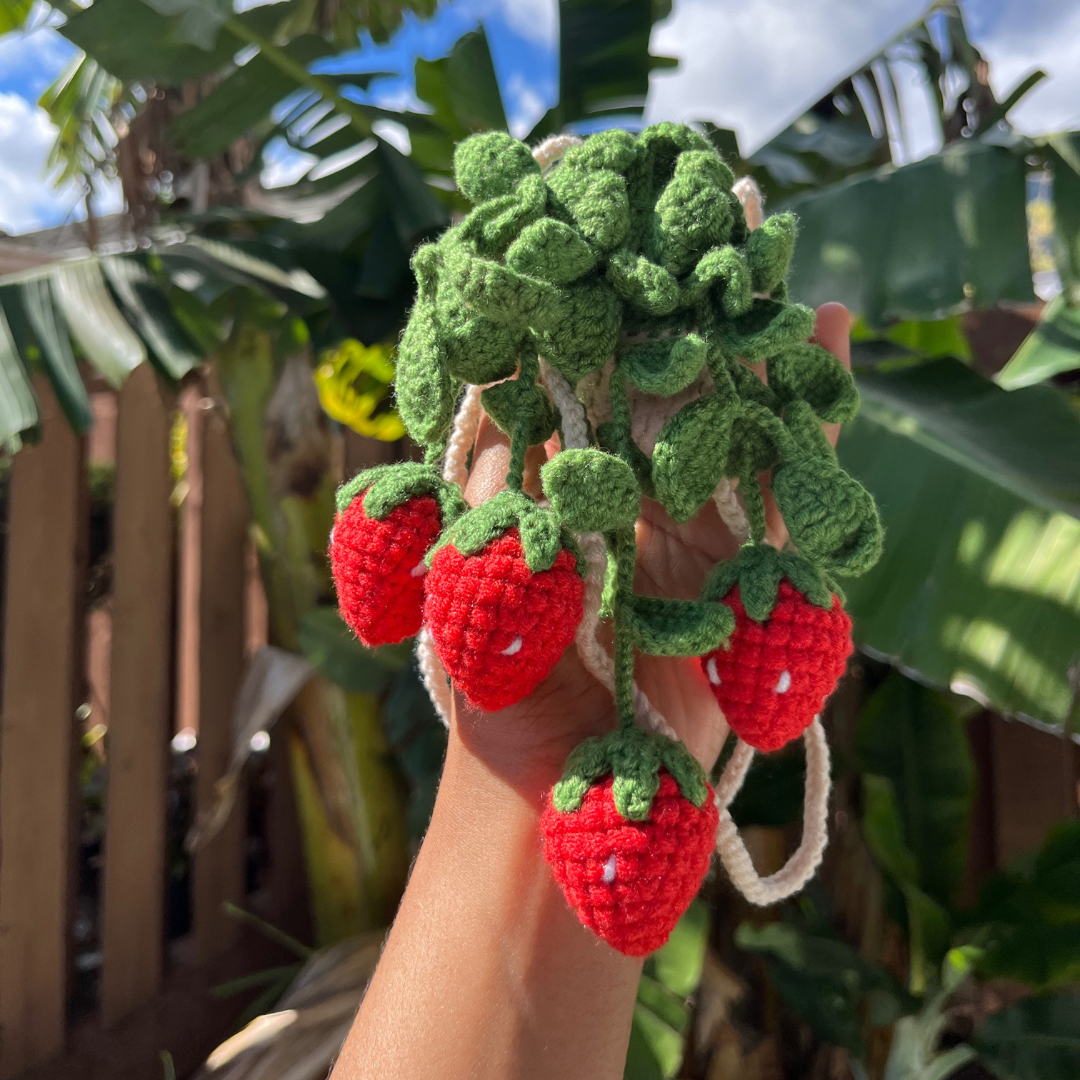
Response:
[412, 136, 830, 905]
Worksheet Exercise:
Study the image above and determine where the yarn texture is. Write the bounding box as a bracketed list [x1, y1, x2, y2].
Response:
[327, 123, 886, 953]
[423, 528, 585, 711]
[541, 771, 720, 956]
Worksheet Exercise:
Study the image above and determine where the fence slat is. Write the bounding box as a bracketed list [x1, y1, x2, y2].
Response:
[191, 401, 248, 962]
[0, 377, 86, 1078]
[100, 364, 174, 1025]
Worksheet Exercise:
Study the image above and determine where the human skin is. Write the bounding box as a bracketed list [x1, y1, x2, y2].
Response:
[331, 303, 852, 1080]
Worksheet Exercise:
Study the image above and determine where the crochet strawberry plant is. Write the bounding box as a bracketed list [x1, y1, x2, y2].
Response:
[331, 123, 885, 954]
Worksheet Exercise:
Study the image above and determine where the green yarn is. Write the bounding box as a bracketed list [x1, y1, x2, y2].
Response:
[429, 488, 585, 576]
[745, 211, 797, 293]
[335, 462, 468, 524]
[505, 218, 596, 284]
[701, 543, 834, 619]
[621, 333, 707, 395]
[541, 449, 640, 532]
[626, 594, 734, 656]
[551, 725, 708, 821]
[389, 123, 885, 756]
[652, 392, 735, 522]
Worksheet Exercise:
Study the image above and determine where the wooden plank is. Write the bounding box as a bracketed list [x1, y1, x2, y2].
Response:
[100, 364, 175, 1026]
[0, 377, 87, 1078]
[191, 400, 249, 962]
[990, 714, 1078, 866]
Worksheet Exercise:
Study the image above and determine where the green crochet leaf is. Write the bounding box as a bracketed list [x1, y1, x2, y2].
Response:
[395, 297, 453, 444]
[437, 290, 525, 383]
[547, 166, 630, 251]
[715, 298, 816, 362]
[700, 543, 834, 619]
[626, 594, 734, 656]
[607, 248, 681, 315]
[505, 218, 595, 284]
[541, 448, 641, 532]
[442, 245, 559, 331]
[461, 172, 548, 252]
[430, 488, 582, 575]
[681, 245, 752, 315]
[652, 392, 736, 522]
[335, 462, 467, 526]
[481, 377, 558, 446]
[768, 343, 859, 424]
[533, 275, 622, 382]
[745, 212, 797, 294]
[453, 130, 540, 204]
[771, 455, 884, 576]
[621, 333, 707, 396]
[652, 151, 736, 275]
[562, 128, 637, 173]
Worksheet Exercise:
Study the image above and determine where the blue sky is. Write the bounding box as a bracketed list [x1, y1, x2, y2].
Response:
[1, 0, 1078, 235]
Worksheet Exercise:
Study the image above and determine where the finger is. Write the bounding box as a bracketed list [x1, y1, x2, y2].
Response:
[809, 301, 852, 450]
[462, 412, 547, 507]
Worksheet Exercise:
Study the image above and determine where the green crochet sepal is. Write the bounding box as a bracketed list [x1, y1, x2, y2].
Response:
[700, 544, 836, 621]
[551, 726, 709, 822]
[426, 488, 585, 577]
[335, 463, 468, 525]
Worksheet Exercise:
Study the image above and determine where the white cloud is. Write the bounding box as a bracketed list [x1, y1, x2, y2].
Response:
[646, 0, 1080, 157]
[966, 0, 1080, 136]
[505, 71, 547, 138]
[647, 0, 932, 154]
[479, 0, 557, 48]
[0, 92, 121, 236]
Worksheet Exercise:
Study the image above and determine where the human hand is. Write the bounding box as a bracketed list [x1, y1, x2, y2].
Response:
[448, 302, 853, 794]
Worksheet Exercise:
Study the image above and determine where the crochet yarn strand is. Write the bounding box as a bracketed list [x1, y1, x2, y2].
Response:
[714, 719, 831, 905]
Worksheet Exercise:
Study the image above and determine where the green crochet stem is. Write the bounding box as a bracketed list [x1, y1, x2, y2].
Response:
[612, 526, 638, 730]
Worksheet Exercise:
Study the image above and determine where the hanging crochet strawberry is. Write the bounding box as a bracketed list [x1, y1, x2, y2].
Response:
[699, 545, 852, 752]
[423, 489, 586, 711]
[541, 726, 718, 956]
[331, 463, 466, 647]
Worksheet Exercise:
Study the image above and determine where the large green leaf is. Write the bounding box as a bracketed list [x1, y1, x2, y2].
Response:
[856, 673, 974, 909]
[625, 901, 708, 1080]
[736, 920, 912, 1056]
[838, 358, 1080, 729]
[51, 262, 145, 389]
[786, 142, 1035, 326]
[972, 993, 1080, 1080]
[168, 34, 338, 160]
[60, 0, 291, 85]
[997, 295, 1080, 389]
[0, 302, 39, 444]
[13, 279, 93, 433]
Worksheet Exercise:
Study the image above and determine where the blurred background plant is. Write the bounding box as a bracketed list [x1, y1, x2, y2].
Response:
[0, 0, 1077, 1078]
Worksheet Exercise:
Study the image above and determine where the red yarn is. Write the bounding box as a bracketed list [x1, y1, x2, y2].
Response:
[541, 771, 718, 956]
[423, 528, 584, 711]
[701, 581, 852, 752]
[330, 490, 443, 647]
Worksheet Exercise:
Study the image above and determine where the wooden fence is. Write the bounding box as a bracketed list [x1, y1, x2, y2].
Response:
[0, 369, 1078, 1080]
[0, 370, 309, 1080]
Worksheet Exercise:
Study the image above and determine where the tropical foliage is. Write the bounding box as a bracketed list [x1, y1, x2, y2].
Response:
[0, 0, 1078, 1077]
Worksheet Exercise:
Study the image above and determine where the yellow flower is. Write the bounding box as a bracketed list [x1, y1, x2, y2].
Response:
[315, 340, 406, 441]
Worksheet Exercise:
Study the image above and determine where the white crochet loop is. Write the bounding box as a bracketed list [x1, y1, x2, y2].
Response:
[532, 133, 584, 174]
[713, 476, 749, 543]
[714, 719, 832, 905]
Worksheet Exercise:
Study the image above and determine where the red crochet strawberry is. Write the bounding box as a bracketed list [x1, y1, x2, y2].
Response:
[699, 546, 852, 752]
[424, 525, 584, 711]
[542, 729, 718, 955]
[330, 464, 465, 647]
